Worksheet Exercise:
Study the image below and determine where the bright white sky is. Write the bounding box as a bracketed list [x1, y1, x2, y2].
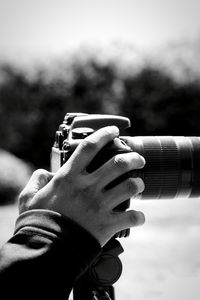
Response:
[0, 0, 200, 61]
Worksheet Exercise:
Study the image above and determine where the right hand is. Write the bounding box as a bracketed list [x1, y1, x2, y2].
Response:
[20, 126, 146, 246]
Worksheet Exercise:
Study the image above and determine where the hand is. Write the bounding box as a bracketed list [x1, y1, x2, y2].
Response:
[120, 136, 138, 151]
[19, 126, 145, 246]
[18, 169, 54, 214]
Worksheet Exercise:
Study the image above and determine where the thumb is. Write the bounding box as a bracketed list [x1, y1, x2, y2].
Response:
[19, 169, 54, 213]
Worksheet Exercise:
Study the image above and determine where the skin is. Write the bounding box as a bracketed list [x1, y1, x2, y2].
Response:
[19, 126, 146, 246]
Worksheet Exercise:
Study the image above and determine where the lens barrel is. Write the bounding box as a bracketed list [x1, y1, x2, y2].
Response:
[131, 136, 200, 199]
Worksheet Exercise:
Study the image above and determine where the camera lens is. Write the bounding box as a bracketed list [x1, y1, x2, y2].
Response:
[131, 136, 200, 199]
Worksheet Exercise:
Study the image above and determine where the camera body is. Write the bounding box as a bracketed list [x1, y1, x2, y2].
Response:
[51, 113, 132, 172]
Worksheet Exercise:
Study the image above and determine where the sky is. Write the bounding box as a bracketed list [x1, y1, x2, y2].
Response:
[0, 0, 200, 63]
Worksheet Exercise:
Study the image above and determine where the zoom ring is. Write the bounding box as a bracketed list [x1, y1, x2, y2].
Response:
[139, 137, 180, 199]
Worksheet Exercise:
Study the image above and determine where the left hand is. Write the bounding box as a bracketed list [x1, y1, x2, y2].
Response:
[18, 169, 54, 214]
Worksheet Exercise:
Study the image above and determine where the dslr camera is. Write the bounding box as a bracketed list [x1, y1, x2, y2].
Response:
[51, 112, 200, 235]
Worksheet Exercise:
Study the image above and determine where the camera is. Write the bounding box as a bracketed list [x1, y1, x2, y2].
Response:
[51, 113, 200, 235]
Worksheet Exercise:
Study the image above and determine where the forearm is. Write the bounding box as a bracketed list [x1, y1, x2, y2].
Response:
[0, 209, 101, 299]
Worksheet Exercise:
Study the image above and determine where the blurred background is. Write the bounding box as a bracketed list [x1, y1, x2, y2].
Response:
[0, 0, 200, 299]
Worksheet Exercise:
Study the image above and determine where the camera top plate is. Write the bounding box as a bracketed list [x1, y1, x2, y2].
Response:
[69, 114, 131, 134]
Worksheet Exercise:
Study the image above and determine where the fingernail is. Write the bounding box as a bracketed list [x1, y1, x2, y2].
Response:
[136, 211, 145, 226]
[109, 126, 119, 136]
[135, 177, 145, 193]
[138, 155, 146, 168]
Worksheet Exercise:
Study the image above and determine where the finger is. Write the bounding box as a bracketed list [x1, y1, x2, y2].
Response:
[110, 210, 145, 235]
[91, 152, 145, 189]
[19, 169, 54, 203]
[62, 126, 119, 174]
[120, 136, 134, 149]
[104, 177, 145, 210]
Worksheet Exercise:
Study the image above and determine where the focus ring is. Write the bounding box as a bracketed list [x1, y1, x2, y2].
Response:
[135, 137, 180, 199]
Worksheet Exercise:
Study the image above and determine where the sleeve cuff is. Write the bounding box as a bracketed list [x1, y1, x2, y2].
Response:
[14, 209, 102, 268]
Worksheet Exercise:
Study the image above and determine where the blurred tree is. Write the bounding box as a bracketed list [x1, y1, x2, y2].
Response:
[122, 68, 200, 136]
[0, 60, 120, 168]
[0, 58, 200, 171]
[122, 68, 177, 135]
[0, 149, 32, 204]
[0, 65, 65, 168]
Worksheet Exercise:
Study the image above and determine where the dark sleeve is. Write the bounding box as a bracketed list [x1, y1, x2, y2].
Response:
[0, 209, 101, 299]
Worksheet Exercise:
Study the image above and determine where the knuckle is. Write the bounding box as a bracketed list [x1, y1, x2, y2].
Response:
[135, 177, 145, 193]
[126, 178, 137, 194]
[132, 152, 146, 168]
[55, 171, 74, 187]
[78, 176, 90, 190]
[126, 177, 145, 195]
[18, 189, 32, 211]
[80, 138, 98, 153]
[33, 169, 48, 179]
[113, 155, 129, 171]
[132, 152, 141, 161]
[32, 168, 52, 186]
[18, 189, 28, 203]
[102, 126, 115, 136]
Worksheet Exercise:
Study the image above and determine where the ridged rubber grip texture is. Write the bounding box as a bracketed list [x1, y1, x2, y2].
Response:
[134, 137, 180, 199]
